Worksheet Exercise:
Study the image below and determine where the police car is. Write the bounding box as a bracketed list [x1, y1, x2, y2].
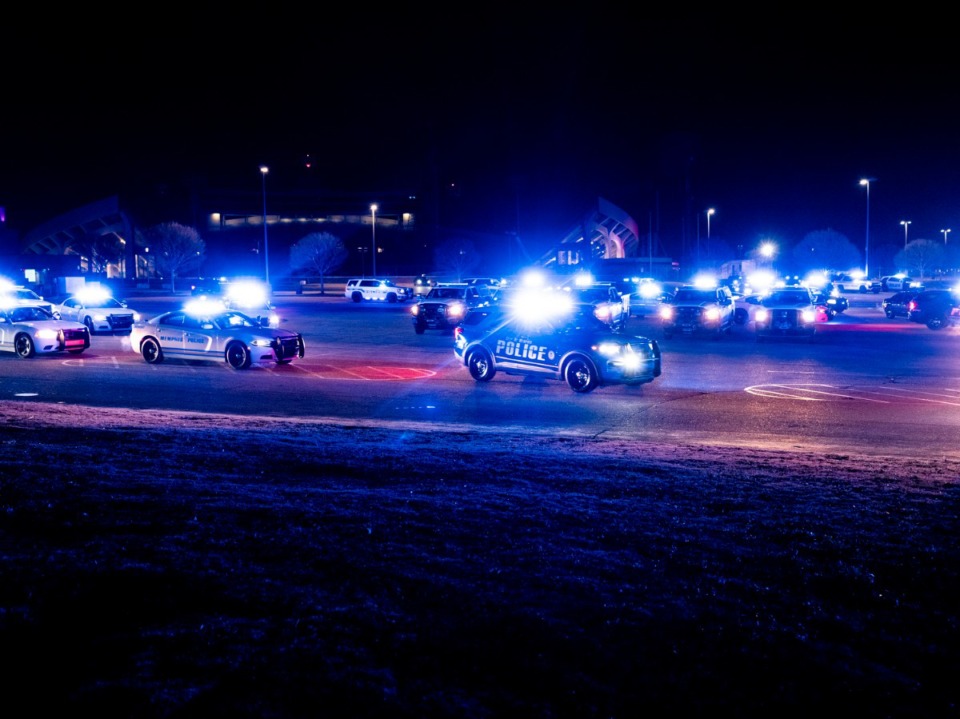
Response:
[453, 295, 661, 393]
[130, 299, 304, 369]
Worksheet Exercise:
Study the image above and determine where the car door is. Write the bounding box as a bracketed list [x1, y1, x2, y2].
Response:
[181, 314, 219, 358]
[59, 297, 82, 322]
[155, 312, 189, 355]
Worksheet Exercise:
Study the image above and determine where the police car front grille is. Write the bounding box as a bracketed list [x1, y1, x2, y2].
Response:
[421, 305, 447, 319]
[61, 327, 88, 342]
[270, 335, 304, 360]
[108, 315, 134, 329]
[676, 307, 702, 322]
[771, 310, 800, 327]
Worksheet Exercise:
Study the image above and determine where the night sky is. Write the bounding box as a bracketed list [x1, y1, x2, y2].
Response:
[3, 9, 958, 266]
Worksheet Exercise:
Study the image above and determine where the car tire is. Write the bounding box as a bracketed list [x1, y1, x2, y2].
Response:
[225, 342, 252, 369]
[84, 316, 95, 334]
[351, 292, 363, 303]
[466, 348, 495, 382]
[414, 323, 426, 335]
[14, 333, 35, 358]
[141, 337, 164, 364]
[926, 314, 947, 330]
[564, 355, 600, 393]
[387, 293, 398, 303]
[734, 308, 748, 325]
[885, 309, 895, 319]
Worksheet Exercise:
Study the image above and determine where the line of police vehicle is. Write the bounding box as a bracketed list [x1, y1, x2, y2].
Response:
[3, 269, 957, 392]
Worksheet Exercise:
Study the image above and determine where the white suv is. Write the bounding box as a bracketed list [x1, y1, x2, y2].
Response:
[344, 278, 413, 303]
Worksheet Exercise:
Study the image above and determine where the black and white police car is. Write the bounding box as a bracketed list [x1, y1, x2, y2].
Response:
[453, 291, 661, 393]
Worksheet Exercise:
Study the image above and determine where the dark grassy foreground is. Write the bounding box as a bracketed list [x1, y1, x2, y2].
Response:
[1, 402, 958, 718]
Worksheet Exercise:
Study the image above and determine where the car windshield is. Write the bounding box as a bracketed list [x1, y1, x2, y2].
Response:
[9, 306, 54, 322]
[672, 289, 716, 303]
[430, 288, 466, 299]
[764, 291, 810, 305]
[211, 312, 260, 329]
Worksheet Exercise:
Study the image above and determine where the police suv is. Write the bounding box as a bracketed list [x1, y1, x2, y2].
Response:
[453, 297, 661, 393]
[753, 285, 821, 341]
[658, 284, 735, 339]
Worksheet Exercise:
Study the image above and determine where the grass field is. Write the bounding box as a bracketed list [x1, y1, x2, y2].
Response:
[2, 401, 958, 718]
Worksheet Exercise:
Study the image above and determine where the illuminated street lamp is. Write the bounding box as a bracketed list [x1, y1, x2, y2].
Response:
[370, 203, 378, 276]
[759, 241, 777, 261]
[260, 166, 270, 285]
[900, 220, 911, 248]
[706, 208, 716, 239]
[859, 178, 873, 278]
[942, 228, 952, 244]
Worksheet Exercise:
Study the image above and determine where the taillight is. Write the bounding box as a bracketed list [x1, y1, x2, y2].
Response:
[908, 300, 917, 311]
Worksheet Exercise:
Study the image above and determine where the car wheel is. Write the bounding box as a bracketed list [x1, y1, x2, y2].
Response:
[734, 308, 748, 325]
[414, 322, 426, 335]
[226, 342, 252, 369]
[351, 292, 363, 303]
[466, 348, 495, 382]
[14, 333, 35, 358]
[564, 355, 599, 393]
[141, 337, 164, 364]
[885, 309, 895, 318]
[387, 293, 398, 303]
[927, 314, 947, 330]
[84, 316, 95, 333]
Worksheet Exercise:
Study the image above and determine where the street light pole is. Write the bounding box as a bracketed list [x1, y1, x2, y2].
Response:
[370, 203, 378, 276]
[260, 166, 270, 286]
[942, 228, 951, 244]
[706, 208, 715, 239]
[859, 178, 872, 277]
[900, 220, 911, 249]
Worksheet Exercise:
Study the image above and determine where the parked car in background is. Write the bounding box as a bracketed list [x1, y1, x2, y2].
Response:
[0, 304, 90, 358]
[753, 286, 821, 341]
[53, 287, 140, 333]
[659, 284, 735, 339]
[906, 289, 960, 330]
[560, 283, 627, 331]
[0, 280, 55, 313]
[411, 283, 496, 334]
[344, 278, 413, 303]
[832, 273, 880, 294]
[882, 275, 923, 292]
[623, 278, 669, 317]
[882, 291, 920, 319]
[412, 274, 436, 297]
[809, 286, 849, 318]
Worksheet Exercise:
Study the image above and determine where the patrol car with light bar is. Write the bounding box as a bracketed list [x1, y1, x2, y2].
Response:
[453, 292, 661, 393]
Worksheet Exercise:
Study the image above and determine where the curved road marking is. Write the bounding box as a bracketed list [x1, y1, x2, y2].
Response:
[746, 383, 960, 406]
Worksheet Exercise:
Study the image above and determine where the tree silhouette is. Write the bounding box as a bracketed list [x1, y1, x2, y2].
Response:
[139, 222, 205, 293]
[434, 238, 480, 281]
[790, 229, 861, 274]
[895, 240, 945, 279]
[289, 232, 348, 295]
